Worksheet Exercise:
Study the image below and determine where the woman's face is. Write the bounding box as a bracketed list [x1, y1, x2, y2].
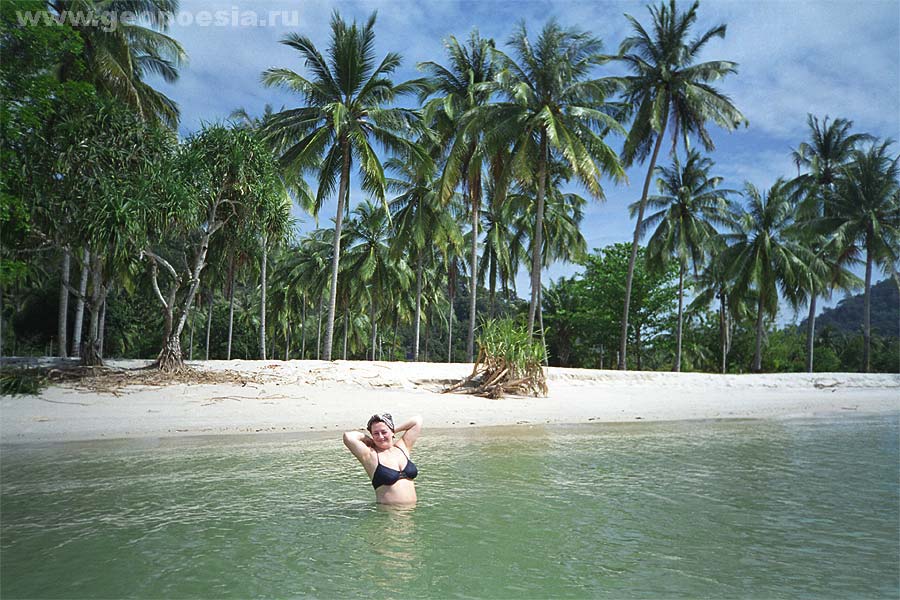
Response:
[369, 422, 394, 449]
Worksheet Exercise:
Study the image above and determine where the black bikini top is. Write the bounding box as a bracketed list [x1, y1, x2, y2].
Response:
[372, 446, 418, 489]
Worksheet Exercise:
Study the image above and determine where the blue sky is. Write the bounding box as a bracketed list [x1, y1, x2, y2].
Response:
[151, 0, 900, 322]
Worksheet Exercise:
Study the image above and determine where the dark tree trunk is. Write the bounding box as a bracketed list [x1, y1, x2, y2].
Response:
[81, 252, 107, 367]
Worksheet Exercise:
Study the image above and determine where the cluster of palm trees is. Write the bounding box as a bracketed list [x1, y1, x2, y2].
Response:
[253, 1, 750, 367]
[4, 0, 897, 373]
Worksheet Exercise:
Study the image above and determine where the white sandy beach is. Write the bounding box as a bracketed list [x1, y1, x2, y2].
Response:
[1, 358, 898, 443]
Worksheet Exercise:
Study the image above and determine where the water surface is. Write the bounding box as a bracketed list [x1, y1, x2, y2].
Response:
[2, 416, 898, 598]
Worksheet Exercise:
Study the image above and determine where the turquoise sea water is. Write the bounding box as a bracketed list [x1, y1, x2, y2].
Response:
[2, 415, 898, 599]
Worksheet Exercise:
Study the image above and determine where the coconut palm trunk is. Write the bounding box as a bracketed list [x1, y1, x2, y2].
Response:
[342, 306, 349, 360]
[226, 263, 235, 360]
[414, 250, 423, 360]
[260, 233, 267, 360]
[98, 297, 106, 359]
[674, 263, 685, 372]
[369, 296, 377, 361]
[57, 248, 70, 358]
[527, 132, 548, 338]
[621, 122, 667, 370]
[863, 231, 873, 372]
[753, 294, 765, 373]
[301, 292, 307, 359]
[719, 291, 729, 374]
[205, 293, 213, 360]
[805, 294, 817, 372]
[324, 141, 351, 361]
[467, 170, 481, 362]
[316, 294, 323, 360]
[448, 269, 455, 363]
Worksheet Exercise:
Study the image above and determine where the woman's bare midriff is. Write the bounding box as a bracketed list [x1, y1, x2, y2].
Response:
[375, 478, 417, 505]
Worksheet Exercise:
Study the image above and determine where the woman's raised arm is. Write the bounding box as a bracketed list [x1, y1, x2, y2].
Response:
[394, 415, 423, 450]
[343, 430, 374, 464]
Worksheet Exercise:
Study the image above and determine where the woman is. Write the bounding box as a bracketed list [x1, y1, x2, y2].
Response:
[343, 413, 422, 505]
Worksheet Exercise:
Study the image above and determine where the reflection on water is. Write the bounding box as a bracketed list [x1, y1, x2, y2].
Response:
[1, 416, 898, 598]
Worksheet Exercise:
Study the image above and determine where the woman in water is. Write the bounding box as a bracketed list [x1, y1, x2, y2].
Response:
[343, 413, 422, 505]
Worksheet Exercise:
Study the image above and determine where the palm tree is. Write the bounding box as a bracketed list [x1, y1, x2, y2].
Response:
[387, 153, 463, 360]
[479, 180, 525, 317]
[261, 11, 426, 361]
[342, 200, 413, 360]
[475, 20, 625, 339]
[419, 30, 497, 362]
[825, 140, 900, 372]
[615, 0, 746, 370]
[52, 0, 186, 127]
[790, 114, 870, 371]
[722, 180, 808, 372]
[689, 247, 751, 374]
[277, 229, 335, 359]
[632, 149, 731, 371]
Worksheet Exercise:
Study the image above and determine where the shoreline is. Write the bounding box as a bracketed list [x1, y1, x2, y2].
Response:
[1, 358, 898, 444]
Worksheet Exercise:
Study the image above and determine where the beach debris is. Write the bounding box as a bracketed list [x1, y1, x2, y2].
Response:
[9, 364, 278, 396]
[443, 318, 548, 398]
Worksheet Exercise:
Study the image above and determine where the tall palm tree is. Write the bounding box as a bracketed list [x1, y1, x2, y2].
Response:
[474, 20, 625, 339]
[52, 0, 186, 127]
[825, 140, 900, 372]
[277, 228, 335, 359]
[387, 153, 463, 360]
[261, 11, 426, 361]
[419, 30, 497, 362]
[615, 0, 746, 370]
[342, 199, 413, 360]
[790, 114, 870, 371]
[689, 247, 751, 374]
[632, 149, 731, 371]
[722, 179, 807, 372]
[479, 180, 525, 317]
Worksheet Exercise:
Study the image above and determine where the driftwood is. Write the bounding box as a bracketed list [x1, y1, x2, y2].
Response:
[3, 365, 274, 396]
[443, 348, 548, 399]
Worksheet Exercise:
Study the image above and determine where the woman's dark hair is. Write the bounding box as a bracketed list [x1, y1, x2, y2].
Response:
[366, 413, 394, 432]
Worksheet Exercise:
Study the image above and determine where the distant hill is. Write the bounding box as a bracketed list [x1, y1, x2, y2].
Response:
[801, 279, 899, 337]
